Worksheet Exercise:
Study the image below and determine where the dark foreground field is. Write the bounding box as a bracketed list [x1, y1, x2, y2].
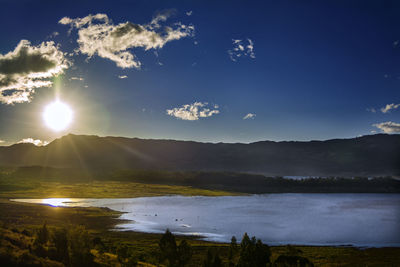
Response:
[0, 199, 399, 267]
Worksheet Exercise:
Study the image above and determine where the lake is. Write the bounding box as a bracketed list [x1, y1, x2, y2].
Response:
[12, 194, 400, 247]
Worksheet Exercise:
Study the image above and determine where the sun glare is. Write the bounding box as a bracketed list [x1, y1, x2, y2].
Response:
[41, 198, 71, 207]
[43, 100, 73, 131]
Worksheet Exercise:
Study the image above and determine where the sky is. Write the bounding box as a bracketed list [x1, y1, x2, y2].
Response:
[0, 0, 400, 145]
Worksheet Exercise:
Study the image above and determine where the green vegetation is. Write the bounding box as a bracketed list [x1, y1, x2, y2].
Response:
[0, 200, 399, 266]
[0, 180, 237, 199]
[1, 166, 399, 196]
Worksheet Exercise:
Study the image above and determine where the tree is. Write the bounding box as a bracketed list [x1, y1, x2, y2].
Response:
[177, 240, 192, 266]
[68, 225, 95, 267]
[159, 229, 178, 266]
[237, 233, 252, 267]
[52, 228, 69, 265]
[228, 236, 238, 266]
[117, 243, 130, 265]
[254, 239, 271, 266]
[203, 249, 223, 267]
[237, 233, 270, 267]
[36, 223, 49, 245]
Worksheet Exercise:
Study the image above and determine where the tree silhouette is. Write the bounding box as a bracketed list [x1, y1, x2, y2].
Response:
[68, 225, 95, 267]
[36, 223, 49, 245]
[178, 239, 192, 266]
[117, 243, 130, 265]
[203, 249, 223, 267]
[229, 236, 238, 266]
[159, 229, 193, 267]
[159, 229, 178, 266]
[52, 228, 69, 265]
[237, 233, 270, 267]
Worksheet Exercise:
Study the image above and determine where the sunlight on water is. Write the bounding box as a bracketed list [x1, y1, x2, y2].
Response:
[41, 198, 71, 207]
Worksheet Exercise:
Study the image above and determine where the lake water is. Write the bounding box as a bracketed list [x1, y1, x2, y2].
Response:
[12, 194, 400, 247]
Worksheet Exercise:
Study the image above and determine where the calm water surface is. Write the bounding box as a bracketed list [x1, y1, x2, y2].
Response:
[13, 194, 400, 247]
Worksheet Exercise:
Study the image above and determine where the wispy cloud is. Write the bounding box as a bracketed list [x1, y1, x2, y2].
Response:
[186, 11, 193, 16]
[0, 139, 4, 143]
[366, 107, 376, 113]
[243, 113, 256, 120]
[373, 121, 400, 133]
[18, 138, 49, 146]
[228, 38, 255, 62]
[380, 103, 400, 113]
[0, 40, 70, 104]
[118, 75, 128, 79]
[70, 76, 84, 81]
[59, 12, 195, 69]
[167, 102, 219, 121]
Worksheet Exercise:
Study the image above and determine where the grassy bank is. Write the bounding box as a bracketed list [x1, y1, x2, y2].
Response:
[0, 199, 399, 266]
[0, 180, 238, 199]
[2, 166, 399, 194]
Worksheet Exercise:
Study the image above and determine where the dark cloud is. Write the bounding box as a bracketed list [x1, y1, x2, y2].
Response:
[0, 40, 70, 104]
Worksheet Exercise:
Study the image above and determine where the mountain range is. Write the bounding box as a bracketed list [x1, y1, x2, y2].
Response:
[0, 133, 399, 176]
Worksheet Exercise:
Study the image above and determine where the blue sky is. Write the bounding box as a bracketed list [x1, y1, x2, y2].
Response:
[0, 0, 399, 145]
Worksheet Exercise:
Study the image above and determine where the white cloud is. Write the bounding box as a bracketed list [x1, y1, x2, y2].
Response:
[243, 113, 256, 120]
[46, 31, 59, 39]
[18, 138, 49, 146]
[373, 121, 400, 133]
[228, 38, 255, 62]
[186, 11, 193, 16]
[366, 107, 376, 113]
[70, 76, 84, 81]
[380, 103, 400, 113]
[50, 31, 59, 38]
[118, 75, 128, 79]
[59, 12, 195, 69]
[167, 102, 219, 121]
[0, 40, 70, 104]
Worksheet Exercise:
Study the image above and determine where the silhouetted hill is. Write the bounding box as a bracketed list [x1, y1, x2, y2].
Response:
[0, 134, 399, 176]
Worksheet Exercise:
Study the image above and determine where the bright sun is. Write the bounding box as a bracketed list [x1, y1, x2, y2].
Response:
[43, 100, 73, 131]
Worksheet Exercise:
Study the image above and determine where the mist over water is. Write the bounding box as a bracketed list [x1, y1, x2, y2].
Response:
[13, 194, 400, 247]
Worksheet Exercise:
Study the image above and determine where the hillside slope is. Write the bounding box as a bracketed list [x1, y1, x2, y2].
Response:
[0, 134, 399, 176]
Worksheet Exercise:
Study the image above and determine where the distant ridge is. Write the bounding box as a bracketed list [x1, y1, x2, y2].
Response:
[0, 133, 399, 176]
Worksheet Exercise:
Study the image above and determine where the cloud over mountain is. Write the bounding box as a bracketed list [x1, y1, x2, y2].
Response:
[18, 138, 49, 146]
[373, 121, 400, 133]
[167, 102, 219, 120]
[0, 40, 70, 104]
[59, 12, 195, 69]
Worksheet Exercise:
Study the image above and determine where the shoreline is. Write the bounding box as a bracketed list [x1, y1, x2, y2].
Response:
[9, 196, 400, 249]
[1, 199, 400, 266]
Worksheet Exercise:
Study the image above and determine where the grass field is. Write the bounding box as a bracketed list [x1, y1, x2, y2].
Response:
[0, 180, 239, 198]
